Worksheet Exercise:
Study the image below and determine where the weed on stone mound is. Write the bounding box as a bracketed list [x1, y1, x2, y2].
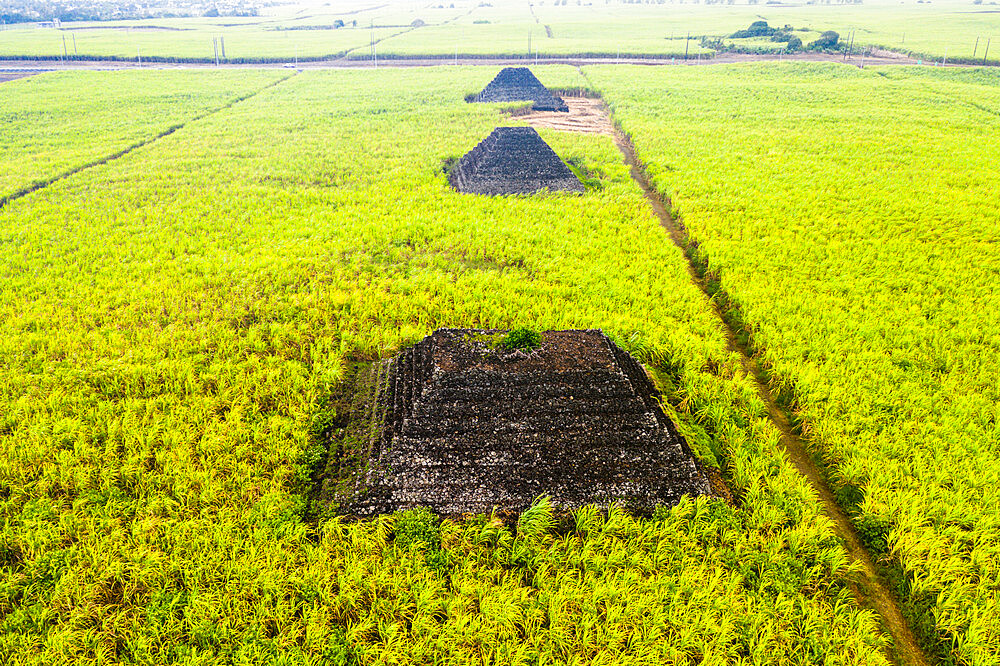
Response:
[500, 327, 543, 352]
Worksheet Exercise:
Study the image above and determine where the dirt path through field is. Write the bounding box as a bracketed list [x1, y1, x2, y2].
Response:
[0, 69, 48, 83]
[542, 94, 931, 666]
[513, 98, 615, 136]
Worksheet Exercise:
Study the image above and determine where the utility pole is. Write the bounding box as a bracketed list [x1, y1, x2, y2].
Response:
[72, 33, 77, 55]
[213, 37, 219, 66]
[942, 46, 947, 66]
[684, 31, 690, 60]
[974, 36, 979, 59]
[137, 46, 141, 67]
[220, 36, 225, 60]
[62, 34, 68, 59]
[983, 39, 990, 66]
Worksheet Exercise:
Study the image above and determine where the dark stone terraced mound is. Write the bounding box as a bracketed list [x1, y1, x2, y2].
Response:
[449, 126, 585, 195]
[475, 66, 569, 111]
[330, 329, 711, 516]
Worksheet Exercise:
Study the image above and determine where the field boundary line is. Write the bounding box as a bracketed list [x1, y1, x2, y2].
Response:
[3, 51, 956, 69]
[338, 25, 417, 62]
[0, 72, 297, 212]
[583, 83, 933, 666]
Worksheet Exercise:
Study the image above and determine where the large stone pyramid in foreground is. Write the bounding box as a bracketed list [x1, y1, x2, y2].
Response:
[449, 126, 585, 195]
[475, 67, 569, 111]
[329, 329, 712, 516]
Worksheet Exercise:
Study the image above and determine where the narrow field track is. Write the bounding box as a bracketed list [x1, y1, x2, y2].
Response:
[537, 92, 934, 666]
[0, 69, 47, 82]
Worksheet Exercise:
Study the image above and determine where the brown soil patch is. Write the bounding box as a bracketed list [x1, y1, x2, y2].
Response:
[515, 97, 616, 137]
[0, 70, 46, 83]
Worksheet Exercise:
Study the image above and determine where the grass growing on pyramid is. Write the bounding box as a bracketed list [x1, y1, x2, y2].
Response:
[450, 126, 585, 195]
[316, 329, 712, 517]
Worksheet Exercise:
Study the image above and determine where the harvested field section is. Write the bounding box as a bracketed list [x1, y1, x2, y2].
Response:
[514, 96, 616, 136]
[0, 66, 890, 664]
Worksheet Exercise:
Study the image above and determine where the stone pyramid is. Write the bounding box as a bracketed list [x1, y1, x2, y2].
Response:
[328, 329, 712, 516]
[449, 126, 585, 195]
[475, 67, 569, 111]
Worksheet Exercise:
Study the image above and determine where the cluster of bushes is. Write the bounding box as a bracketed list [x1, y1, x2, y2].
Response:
[770, 27, 804, 50]
[729, 20, 781, 39]
[727, 21, 840, 52]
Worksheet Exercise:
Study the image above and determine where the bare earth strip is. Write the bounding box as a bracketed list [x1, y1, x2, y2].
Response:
[515, 98, 616, 137]
[0, 69, 50, 82]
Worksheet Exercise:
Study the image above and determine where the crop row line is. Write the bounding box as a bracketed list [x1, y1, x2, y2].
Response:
[0, 71, 297, 212]
[592, 87, 932, 666]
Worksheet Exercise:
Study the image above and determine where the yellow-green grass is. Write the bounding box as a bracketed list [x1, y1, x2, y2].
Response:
[0, 70, 286, 202]
[535, 1, 1000, 62]
[0, 25, 400, 61]
[586, 61, 1000, 666]
[3, 0, 999, 62]
[0, 67, 891, 664]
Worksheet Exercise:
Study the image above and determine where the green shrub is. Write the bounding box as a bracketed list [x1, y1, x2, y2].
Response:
[501, 327, 543, 351]
[731, 21, 776, 39]
[394, 507, 452, 576]
[394, 506, 442, 550]
[811, 31, 840, 50]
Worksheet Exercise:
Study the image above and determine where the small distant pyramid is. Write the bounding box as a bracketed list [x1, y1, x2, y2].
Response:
[475, 67, 569, 111]
[449, 126, 585, 195]
[324, 329, 712, 517]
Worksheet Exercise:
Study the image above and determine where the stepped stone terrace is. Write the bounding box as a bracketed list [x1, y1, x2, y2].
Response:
[324, 329, 712, 517]
[474, 67, 570, 112]
[449, 126, 584, 196]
